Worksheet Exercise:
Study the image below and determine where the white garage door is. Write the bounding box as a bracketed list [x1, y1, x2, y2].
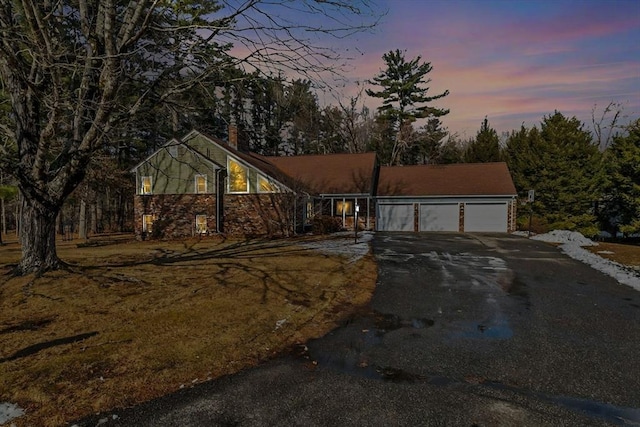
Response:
[419, 204, 459, 231]
[464, 203, 508, 232]
[378, 204, 414, 231]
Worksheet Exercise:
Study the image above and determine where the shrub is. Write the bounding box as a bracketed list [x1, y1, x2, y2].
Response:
[312, 215, 343, 235]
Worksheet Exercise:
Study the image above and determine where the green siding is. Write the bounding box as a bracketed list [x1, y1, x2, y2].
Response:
[137, 146, 217, 195]
[184, 134, 271, 194]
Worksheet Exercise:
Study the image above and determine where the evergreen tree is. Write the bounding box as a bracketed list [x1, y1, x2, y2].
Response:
[366, 49, 449, 165]
[601, 118, 640, 235]
[464, 117, 501, 163]
[504, 112, 604, 235]
[404, 118, 449, 164]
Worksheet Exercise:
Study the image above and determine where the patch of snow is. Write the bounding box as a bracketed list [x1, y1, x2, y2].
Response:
[274, 318, 287, 330]
[301, 231, 372, 263]
[531, 230, 598, 247]
[511, 231, 530, 237]
[0, 402, 24, 424]
[597, 251, 615, 255]
[531, 230, 640, 291]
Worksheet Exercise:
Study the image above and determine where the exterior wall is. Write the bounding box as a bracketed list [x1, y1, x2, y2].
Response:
[223, 193, 295, 237]
[135, 146, 217, 195]
[184, 134, 268, 194]
[134, 194, 217, 239]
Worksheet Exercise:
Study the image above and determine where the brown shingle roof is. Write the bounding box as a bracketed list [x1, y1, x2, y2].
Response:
[260, 152, 378, 195]
[378, 162, 517, 197]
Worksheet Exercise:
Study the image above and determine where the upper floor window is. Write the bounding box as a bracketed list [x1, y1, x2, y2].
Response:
[141, 176, 152, 194]
[228, 158, 248, 193]
[195, 175, 207, 194]
[168, 145, 178, 157]
[258, 175, 276, 193]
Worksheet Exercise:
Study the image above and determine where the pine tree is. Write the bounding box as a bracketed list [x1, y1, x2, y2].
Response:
[464, 117, 501, 163]
[602, 118, 640, 235]
[366, 49, 449, 165]
[504, 112, 604, 235]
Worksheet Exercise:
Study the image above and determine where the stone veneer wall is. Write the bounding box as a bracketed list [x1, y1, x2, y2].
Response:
[134, 194, 217, 239]
[223, 193, 295, 237]
[508, 200, 517, 233]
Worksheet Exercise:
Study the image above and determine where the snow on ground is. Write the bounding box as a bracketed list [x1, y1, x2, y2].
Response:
[528, 230, 640, 291]
[0, 401, 24, 424]
[531, 229, 597, 246]
[300, 231, 373, 263]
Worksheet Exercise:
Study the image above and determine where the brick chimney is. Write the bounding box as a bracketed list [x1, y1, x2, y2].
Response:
[228, 121, 238, 150]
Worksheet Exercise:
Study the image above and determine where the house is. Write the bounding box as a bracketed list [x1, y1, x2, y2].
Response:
[131, 129, 517, 239]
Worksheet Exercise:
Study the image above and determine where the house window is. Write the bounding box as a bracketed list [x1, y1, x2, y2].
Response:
[228, 158, 248, 193]
[142, 214, 154, 233]
[258, 175, 276, 193]
[195, 215, 207, 234]
[141, 176, 152, 194]
[195, 175, 207, 193]
[168, 145, 178, 157]
[335, 200, 353, 216]
[306, 201, 314, 220]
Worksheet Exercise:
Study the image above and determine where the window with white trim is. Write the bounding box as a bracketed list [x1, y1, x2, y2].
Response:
[142, 214, 154, 233]
[335, 200, 353, 216]
[257, 175, 276, 193]
[228, 158, 248, 193]
[195, 175, 207, 193]
[141, 176, 152, 194]
[195, 215, 207, 234]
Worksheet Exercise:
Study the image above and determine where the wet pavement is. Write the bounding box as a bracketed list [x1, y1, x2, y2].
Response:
[77, 233, 640, 426]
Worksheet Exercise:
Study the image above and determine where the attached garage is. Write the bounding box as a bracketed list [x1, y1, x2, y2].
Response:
[419, 203, 459, 231]
[464, 202, 509, 232]
[376, 163, 518, 234]
[377, 204, 414, 231]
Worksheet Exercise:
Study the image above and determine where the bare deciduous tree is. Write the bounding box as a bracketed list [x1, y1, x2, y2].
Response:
[0, 0, 380, 274]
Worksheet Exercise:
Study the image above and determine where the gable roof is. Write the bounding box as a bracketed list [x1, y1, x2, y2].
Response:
[260, 152, 378, 195]
[129, 138, 224, 173]
[378, 162, 517, 197]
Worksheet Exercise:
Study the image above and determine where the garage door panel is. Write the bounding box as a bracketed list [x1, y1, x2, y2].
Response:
[419, 204, 459, 232]
[378, 204, 414, 231]
[464, 203, 508, 232]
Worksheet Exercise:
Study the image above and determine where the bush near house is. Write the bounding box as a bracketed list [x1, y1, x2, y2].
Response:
[312, 215, 344, 234]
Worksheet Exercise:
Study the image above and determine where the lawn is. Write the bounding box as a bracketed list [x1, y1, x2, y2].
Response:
[588, 241, 640, 269]
[0, 233, 377, 426]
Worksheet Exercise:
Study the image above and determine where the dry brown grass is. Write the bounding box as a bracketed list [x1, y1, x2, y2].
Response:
[0, 233, 377, 426]
[587, 241, 640, 268]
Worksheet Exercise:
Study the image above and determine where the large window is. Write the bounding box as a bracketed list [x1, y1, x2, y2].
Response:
[195, 215, 207, 234]
[258, 175, 276, 193]
[335, 200, 353, 216]
[142, 215, 154, 233]
[195, 175, 207, 194]
[141, 176, 152, 194]
[228, 158, 248, 193]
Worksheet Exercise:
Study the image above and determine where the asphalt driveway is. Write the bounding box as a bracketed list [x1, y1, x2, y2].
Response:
[78, 233, 640, 426]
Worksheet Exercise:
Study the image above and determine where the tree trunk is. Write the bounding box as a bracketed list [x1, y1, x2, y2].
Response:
[91, 202, 98, 235]
[17, 198, 62, 274]
[79, 199, 87, 240]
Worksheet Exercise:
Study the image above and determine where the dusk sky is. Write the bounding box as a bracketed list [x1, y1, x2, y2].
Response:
[326, 0, 640, 138]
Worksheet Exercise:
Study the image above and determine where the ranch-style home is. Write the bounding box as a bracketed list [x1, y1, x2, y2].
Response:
[131, 129, 517, 239]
